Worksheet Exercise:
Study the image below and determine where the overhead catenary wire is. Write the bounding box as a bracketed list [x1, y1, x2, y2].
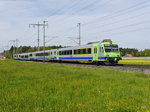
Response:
[50, 0, 150, 41]
[81, 10, 150, 34]
[88, 19, 150, 35]
[96, 11, 150, 28]
[50, 0, 112, 24]
[100, 26, 150, 37]
[44, 0, 84, 19]
[45, 0, 89, 21]
[82, 0, 150, 26]
[49, 0, 113, 37]
[48, 0, 111, 26]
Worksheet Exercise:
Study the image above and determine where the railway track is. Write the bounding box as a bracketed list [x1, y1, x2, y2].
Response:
[28, 60, 150, 74]
[17, 60, 150, 74]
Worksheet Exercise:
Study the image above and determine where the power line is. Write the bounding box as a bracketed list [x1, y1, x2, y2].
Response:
[50, 0, 112, 25]
[96, 11, 150, 29]
[83, 0, 150, 26]
[49, 0, 150, 41]
[49, 0, 113, 39]
[90, 19, 150, 35]
[101, 27, 150, 36]
[81, 10, 150, 34]
[45, 0, 86, 21]
[49, 0, 109, 25]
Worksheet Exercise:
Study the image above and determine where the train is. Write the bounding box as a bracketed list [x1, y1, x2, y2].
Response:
[13, 39, 122, 65]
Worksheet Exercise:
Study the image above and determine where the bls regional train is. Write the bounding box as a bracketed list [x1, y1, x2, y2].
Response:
[13, 39, 122, 65]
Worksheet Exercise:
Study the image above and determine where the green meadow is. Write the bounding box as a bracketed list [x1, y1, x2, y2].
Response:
[0, 60, 150, 112]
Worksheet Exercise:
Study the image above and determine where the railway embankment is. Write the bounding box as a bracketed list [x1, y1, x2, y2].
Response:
[46, 62, 150, 74]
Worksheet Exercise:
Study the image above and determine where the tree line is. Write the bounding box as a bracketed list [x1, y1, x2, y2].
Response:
[2, 46, 150, 58]
[120, 48, 150, 57]
[2, 45, 63, 58]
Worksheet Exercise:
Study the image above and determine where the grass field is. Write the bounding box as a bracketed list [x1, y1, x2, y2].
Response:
[0, 60, 150, 112]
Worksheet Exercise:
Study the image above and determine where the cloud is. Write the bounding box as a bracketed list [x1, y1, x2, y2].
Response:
[0, 0, 150, 52]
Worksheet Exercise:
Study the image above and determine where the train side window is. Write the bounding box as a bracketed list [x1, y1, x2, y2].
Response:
[64, 51, 66, 55]
[83, 49, 86, 54]
[101, 47, 104, 52]
[66, 51, 68, 55]
[75, 50, 77, 54]
[87, 48, 91, 54]
[45, 53, 49, 56]
[67, 50, 69, 55]
[94, 48, 97, 53]
[70, 50, 72, 55]
[74, 50, 76, 54]
[68, 50, 70, 55]
[69, 50, 71, 55]
[68, 50, 71, 55]
[25, 55, 28, 58]
[78, 49, 81, 54]
[65, 51, 67, 55]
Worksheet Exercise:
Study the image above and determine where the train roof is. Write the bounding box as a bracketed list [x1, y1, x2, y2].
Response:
[14, 40, 119, 55]
[59, 44, 93, 51]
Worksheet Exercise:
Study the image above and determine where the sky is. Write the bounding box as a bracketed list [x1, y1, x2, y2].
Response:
[0, 0, 150, 52]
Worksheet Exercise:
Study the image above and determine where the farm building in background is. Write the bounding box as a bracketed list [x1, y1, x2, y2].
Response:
[0, 56, 6, 60]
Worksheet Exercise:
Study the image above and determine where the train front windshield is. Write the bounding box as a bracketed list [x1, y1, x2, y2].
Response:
[104, 45, 119, 52]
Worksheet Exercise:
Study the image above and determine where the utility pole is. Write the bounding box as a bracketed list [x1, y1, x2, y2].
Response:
[78, 23, 81, 46]
[9, 39, 19, 58]
[43, 20, 48, 63]
[1, 46, 9, 57]
[10, 39, 19, 53]
[9, 40, 16, 55]
[15, 39, 19, 54]
[29, 22, 44, 51]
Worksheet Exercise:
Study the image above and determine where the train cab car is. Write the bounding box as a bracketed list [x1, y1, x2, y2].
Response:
[98, 39, 121, 65]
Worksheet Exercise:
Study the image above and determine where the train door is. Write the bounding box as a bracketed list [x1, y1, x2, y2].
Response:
[48, 51, 51, 60]
[99, 46, 105, 58]
[92, 44, 99, 61]
[56, 49, 60, 60]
